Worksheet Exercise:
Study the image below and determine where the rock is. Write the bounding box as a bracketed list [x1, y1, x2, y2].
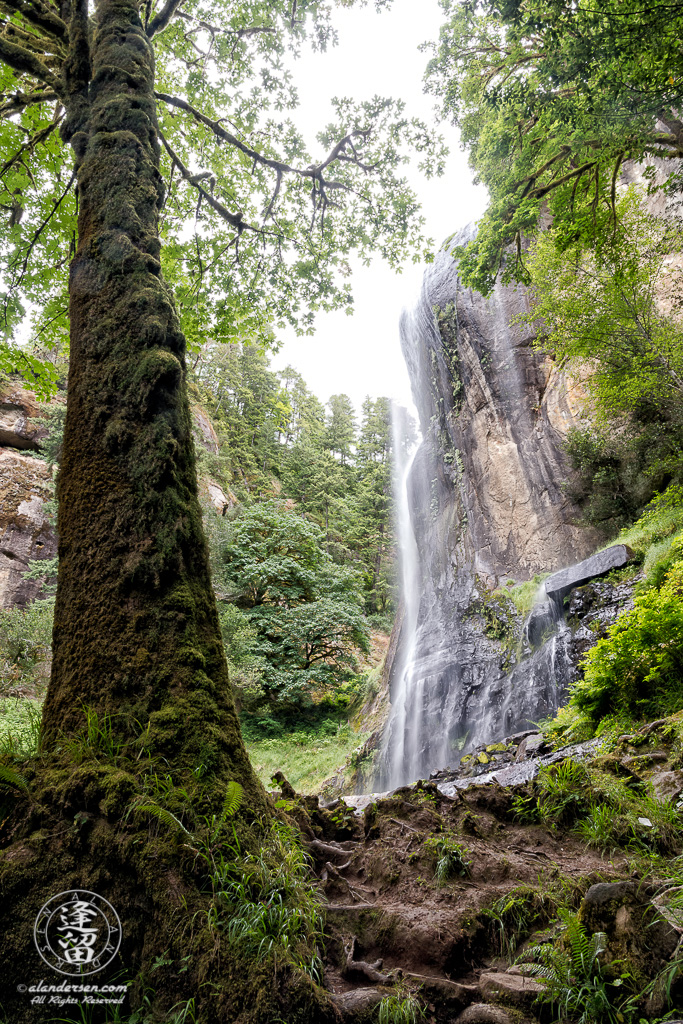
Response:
[330, 987, 386, 1019]
[544, 544, 633, 610]
[525, 599, 557, 647]
[580, 881, 679, 968]
[651, 770, 683, 804]
[524, 733, 545, 755]
[456, 1006, 515, 1024]
[0, 449, 57, 608]
[515, 734, 546, 761]
[0, 385, 47, 451]
[192, 404, 220, 454]
[198, 475, 233, 515]
[478, 971, 544, 1008]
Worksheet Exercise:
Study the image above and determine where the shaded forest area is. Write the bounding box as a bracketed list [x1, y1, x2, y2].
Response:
[1, 346, 410, 791]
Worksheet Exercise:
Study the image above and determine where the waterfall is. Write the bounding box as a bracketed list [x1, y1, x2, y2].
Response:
[377, 408, 421, 789]
[373, 226, 600, 790]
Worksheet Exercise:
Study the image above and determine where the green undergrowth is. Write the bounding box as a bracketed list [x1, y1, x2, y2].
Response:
[0, 705, 329, 1024]
[512, 756, 683, 857]
[244, 719, 370, 794]
[0, 697, 42, 756]
[542, 486, 683, 735]
[480, 874, 588, 959]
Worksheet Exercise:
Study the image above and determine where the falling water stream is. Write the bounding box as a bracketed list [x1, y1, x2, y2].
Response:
[377, 410, 421, 788]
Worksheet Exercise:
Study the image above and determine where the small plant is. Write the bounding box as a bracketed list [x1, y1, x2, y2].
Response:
[574, 803, 624, 854]
[520, 909, 631, 1024]
[424, 835, 471, 883]
[377, 985, 425, 1024]
[205, 819, 325, 980]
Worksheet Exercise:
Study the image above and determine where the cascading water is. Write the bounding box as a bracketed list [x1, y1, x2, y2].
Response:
[377, 409, 422, 788]
[376, 225, 601, 789]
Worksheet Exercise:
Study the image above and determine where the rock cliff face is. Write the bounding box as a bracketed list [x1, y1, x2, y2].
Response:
[379, 230, 603, 788]
[0, 387, 57, 609]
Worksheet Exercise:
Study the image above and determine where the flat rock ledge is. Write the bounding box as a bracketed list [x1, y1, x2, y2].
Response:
[544, 543, 633, 608]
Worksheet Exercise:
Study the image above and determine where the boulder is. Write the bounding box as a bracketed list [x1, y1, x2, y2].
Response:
[478, 971, 544, 1008]
[456, 1006, 515, 1024]
[0, 385, 48, 451]
[0, 449, 57, 608]
[651, 770, 683, 805]
[579, 881, 679, 969]
[544, 544, 632, 609]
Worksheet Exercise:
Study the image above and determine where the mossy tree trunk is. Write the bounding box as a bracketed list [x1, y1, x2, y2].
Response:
[41, 0, 261, 802]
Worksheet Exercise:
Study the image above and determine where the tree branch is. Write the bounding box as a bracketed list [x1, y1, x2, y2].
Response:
[10, 167, 75, 287]
[0, 0, 67, 44]
[0, 32, 60, 89]
[158, 129, 252, 232]
[0, 85, 56, 115]
[146, 0, 184, 39]
[175, 10, 275, 39]
[155, 91, 374, 183]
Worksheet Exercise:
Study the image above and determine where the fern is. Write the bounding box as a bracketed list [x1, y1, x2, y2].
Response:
[220, 781, 243, 824]
[519, 910, 625, 1024]
[0, 764, 28, 790]
[129, 801, 193, 837]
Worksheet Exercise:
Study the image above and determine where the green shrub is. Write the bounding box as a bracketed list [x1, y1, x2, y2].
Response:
[571, 558, 683, 723]
[0, 597, 54, 667]
[618, 485, 683, 555]
[423, 835, 472, 884]
[521, 909, 631, 1024]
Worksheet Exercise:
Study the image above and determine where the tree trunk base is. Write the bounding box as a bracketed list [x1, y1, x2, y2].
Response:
[0, 753, 336, 1024]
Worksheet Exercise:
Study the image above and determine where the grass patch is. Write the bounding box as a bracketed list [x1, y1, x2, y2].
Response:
[489, 574, 550, 620]
[0, 697, 42, 755]
[245, 721, 369, 794]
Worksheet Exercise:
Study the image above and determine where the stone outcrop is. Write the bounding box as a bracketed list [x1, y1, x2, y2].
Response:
[0, 384, 48, 451]
[378, 230, 603, 786]
[0, 448, 57, 609]
[544, 543, 633, 609]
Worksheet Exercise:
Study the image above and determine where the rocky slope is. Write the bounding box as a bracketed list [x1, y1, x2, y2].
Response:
[277, 711, 683, 1023]
[0, 386, 57, 610]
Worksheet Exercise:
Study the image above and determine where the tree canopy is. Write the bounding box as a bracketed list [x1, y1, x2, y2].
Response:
[426, 0, 683, 293]
[0, 0, 443, 390]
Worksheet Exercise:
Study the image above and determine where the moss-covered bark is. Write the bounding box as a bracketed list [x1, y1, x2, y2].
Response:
[40, 0, 261, 804]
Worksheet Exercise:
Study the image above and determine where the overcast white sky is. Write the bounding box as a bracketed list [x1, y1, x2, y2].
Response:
[270, 0, 489, 417]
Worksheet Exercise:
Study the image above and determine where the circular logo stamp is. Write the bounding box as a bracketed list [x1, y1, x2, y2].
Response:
[34, 890, 122, 976]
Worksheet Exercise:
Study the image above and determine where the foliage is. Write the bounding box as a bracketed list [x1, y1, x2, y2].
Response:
[618, 486, 683, 558]
[570, 551, 683, 723]
[522, 194, 683, 421]
[208, 500, 370, 712]
[0, 698, 42, 758]
[205, 820, 325, 979]
[377, 986, 425, 1024]
[195, 344, 401, 615]
[562, 421, 683, 532]
[0, 0, 444, 391]
[425, 0, 683, 293]
[513, 759, 592, 828]
[244, 719, 369, 794]
[521, 909, 630, 1024]
[423, 834, 471, 883]
[481, 877, 584, 959]
[0, 597, 54, 667]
